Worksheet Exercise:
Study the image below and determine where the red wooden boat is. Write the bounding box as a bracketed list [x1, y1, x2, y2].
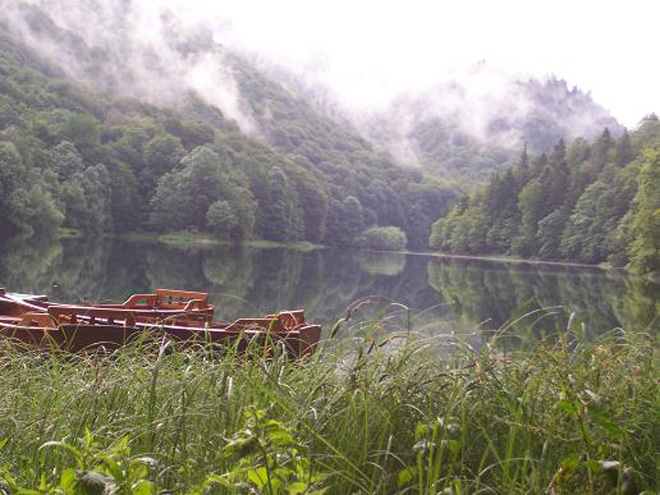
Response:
[0, 288, 215, 322]
[0, 288, 321, 357]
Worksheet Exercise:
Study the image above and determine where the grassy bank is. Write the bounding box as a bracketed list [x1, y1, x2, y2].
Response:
[0, 324, 657, 494]
[122, 231, 325, 252]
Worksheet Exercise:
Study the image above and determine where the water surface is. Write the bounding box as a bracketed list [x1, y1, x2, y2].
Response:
[0, 237, 657, 340]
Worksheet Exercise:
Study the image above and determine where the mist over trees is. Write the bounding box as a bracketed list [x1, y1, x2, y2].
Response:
[0, 25, 457, 249]
[275, 70, 623, 184]
[430, 117, 660, 276]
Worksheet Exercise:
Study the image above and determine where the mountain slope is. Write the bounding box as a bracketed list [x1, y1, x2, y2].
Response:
[362, 75, 623, 182]
[263, 63, 623, 184]
[0, 16, 459, 248]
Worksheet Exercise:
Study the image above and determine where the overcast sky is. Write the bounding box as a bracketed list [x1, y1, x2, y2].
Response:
[158, 0, 659, 128]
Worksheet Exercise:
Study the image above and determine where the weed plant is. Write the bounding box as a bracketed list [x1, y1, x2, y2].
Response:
[0, 309, 657, 494]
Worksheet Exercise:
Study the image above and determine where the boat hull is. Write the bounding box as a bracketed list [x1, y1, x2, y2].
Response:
[0, 288, 321, 358]
[0, 321, 322, 357]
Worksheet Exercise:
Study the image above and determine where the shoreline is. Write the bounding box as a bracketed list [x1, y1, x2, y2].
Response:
[63, 230, 647, 277]
[406, 250, 624, 271]
[109, 231, 324, 252]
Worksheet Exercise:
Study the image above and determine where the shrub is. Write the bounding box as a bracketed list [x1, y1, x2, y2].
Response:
[359, 226, 407, 251]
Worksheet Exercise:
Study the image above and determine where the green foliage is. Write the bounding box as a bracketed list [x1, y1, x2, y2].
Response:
[62, 164, 112, 232]
[358, 226, 408, 251]
[60, 113, 100, 148]
[537, 208, 568, 259]
[405, 116, 516, 182]
[8, 182, 63, 236]
[0, 328, 656, 495]
[206, 189, 257, 242]
[288, 166, 328, 243]
[2, 412, 327, 495]
[2, 432, 160, 495]
[262, 166, 303, 242]
[0, 25, 458, 248]
[627, 150, 660, 276]
[0, 141, 64, 235]
[140, 133, 185, 195]
[207, 201, 239, 236]
[150, 146, 254, 238]
[396, 417, 463, 494]
[561, 181, 619, 263]
[219, 408, 328, 494]
[230, 54, 459, 247]
[323, 196, 365, 246]
[430, 120, 660, 275]
[51, 141, 84, 180]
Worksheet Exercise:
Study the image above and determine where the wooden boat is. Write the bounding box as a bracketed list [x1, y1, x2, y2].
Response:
[0, 288, 215, 323]
[0, 288, 321, 357]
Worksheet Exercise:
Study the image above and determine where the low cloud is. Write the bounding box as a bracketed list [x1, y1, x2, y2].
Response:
[1, 0, 623, 162]
[2, 0, 257, 133]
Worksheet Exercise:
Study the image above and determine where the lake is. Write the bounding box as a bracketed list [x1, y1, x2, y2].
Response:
[0, 236, 657, 342]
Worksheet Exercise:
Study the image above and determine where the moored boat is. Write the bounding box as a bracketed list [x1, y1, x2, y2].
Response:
[0, 288, 215, 323]
[0, 288, 321, 357]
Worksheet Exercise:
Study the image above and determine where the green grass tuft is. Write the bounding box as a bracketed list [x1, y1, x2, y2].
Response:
[0, 318, 656, 494]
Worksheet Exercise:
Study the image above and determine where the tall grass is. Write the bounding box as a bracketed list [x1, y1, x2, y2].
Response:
[0, 313, 657, 494]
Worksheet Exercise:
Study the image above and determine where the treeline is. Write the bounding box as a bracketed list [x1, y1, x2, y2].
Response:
[0, 27, 459, 249]
[430, 117, 660, 276]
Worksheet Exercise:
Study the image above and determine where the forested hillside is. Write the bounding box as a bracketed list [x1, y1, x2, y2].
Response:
[275, 69, 623, 184]
[430, 118, 660, 276]
[0, 23, 459, 249]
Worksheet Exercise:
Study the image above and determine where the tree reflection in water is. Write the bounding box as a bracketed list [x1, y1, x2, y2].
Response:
[0, 237, 657, 340]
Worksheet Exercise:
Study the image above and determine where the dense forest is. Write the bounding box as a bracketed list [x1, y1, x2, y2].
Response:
[0, 21, 459, 250]
[430, 118, 660, 277]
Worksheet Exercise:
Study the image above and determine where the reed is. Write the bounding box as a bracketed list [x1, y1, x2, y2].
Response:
[0, 311, 656, 495]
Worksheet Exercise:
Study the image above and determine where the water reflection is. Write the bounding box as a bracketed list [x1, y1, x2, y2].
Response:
[427, 257, 659, 338]
[0, 237, 657, 338]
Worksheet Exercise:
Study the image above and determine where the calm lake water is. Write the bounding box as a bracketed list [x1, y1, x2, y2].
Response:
[0, 236, 658, 341]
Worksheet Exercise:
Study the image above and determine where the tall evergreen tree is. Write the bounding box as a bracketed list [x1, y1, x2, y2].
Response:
[616, 129, 634, 166]
[627, 150, 660, 276]
[592, 128, 614, 165]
